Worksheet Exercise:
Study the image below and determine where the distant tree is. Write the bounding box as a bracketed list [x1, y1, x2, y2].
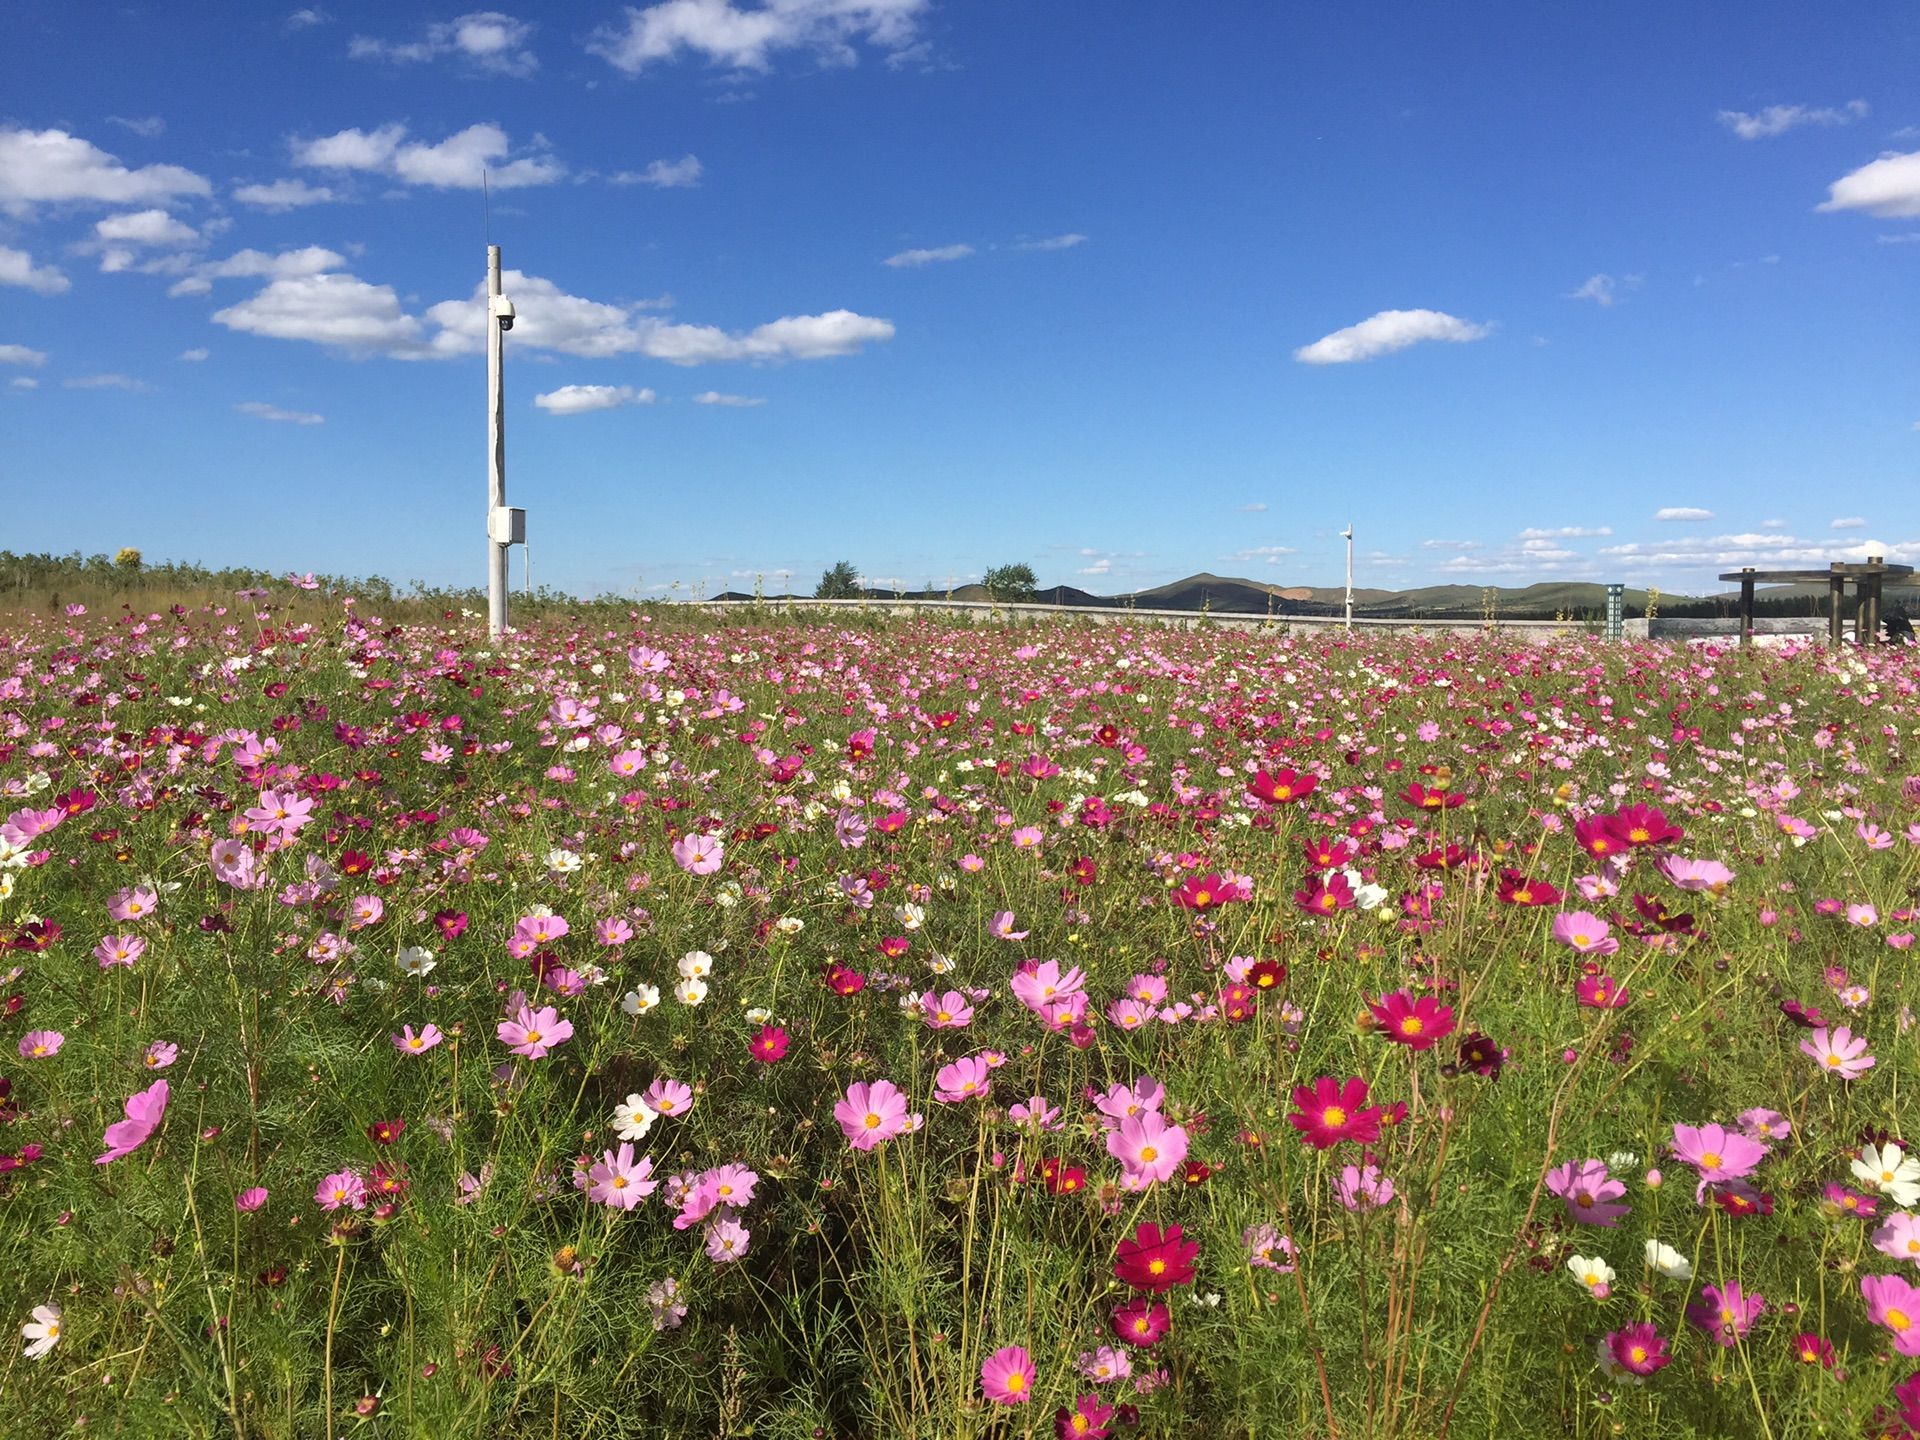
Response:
[114, 547, 143, 570]
[815, 561, 862, 599]
[983, 562, 1038, 603]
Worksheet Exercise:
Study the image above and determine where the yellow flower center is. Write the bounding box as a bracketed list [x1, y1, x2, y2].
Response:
[1323, 1106, 1348, 1127]
[864, 1112, 882, 1130]
[524, 1029, 543, 1045]
[1139, 1146, 1159, 1164]
[1400, 1017, 1424, 1036]
[1148, 1259, 1166, 1275]
[1629, 1345, 1648, 1364]
[612, 1176, 628, 1190]
[1700, 1152, 1721, 1170]
[1889, 1308, 1912, 1333]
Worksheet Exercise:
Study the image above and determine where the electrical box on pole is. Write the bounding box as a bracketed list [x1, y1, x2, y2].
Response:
[486, 245, 515, 640]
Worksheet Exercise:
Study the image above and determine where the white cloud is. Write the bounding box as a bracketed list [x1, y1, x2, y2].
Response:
[212, 272, 427, 356]
[589, 0, 927, 73]
[179, 347, 209, 362]
[1294, 308, 1493, 365]
[1831, 516, 1867, 529]
[107, 116, 166, 138]
[1227, 545, 1299, 565]
[293, 122, 563, 189]
[534, 384, 657, 414]
[0, 128, 211, 213]
[1566, 273, 1642, 306]
[11, 376, 38, 389]
[64, 373, 151, 391]
[883, 243, 973, 268]
[693, 390, 765, 406]
[0, 344, 47, 367]
[236, 400, 324, 425]
[1421, 538, 1480, 550]
[0, 245, 71, 294]
[1719, 100, 1867, 140]
[1878, 232, 1920, 244]
[1601, 535, 1920, 569]
[1013, 233, 1087, 252]
[233, 178, 339, 210]
[95, 208, 200, 248]
[286, 7, 330, 28]
[611, 154, 703, 188]
[168, 245, 349, 296]
[1653, 507, 1714, 522]
[350, 12, 538, 76]
[1078, 557, 1112, 575]
[1238, 502, 1268, 513]
[1518, 525, 1612, 539]
[1819, 150, 1920, 219]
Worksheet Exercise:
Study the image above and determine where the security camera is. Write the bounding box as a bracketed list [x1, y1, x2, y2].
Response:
[490, 295, 515, 332]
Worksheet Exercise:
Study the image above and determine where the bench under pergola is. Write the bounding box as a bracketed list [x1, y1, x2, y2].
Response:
[1720, 557, 1915, 646]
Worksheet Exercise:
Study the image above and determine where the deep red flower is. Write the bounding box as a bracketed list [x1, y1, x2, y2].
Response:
[433, 909, 469, 941]
[1219, 983, 1256, 1023]
[1572, 815, 1622, 859]
[1172, 872, 1229, 911]
[1287, 1075, 1382, 1150]
[877, 935, 910, 959]
[1294, 872, 1354, 916]
[749, 1024, 790, 1064]
[1457, 1032, 1506, 1079]
[1400, 782, 1464, 811]
[1247, 960, 1287, 991]
[1181, 1160, 1213, 1187]
[1111, 1298, 1171, 1348]
[1575, 974, 1629, 1009]
[1496, 869, 1561, 906]
[1113, 1222, 1199, 1293]
[1303, 835, 1353, 869]
[367, 1118, 405, 1146]
[1054, 1393, 1115, 1440]
[1040, 1157, 1086, 1195]
[1605, 804, 1683, 849]
[1251, 768, 1317, 805]
[826, 964, 866, 996]
[1369, 990, 1457, 1050]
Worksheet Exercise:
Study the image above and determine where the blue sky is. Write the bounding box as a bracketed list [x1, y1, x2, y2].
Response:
[3, 1, 1917, 599]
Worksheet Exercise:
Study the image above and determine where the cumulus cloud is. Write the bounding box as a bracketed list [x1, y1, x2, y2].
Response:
[179, 347, 209, 361]
[64, 373, 151, 391]
[0, 127, 211, 213]
[1294, 308, 1493, 365]
[1012, 233, 1087, 251]
[233, 178, 339, 210]
[1602, 535, 1920, 568]
[94, 208, 200, 248]
[1819, 150, 1920, 219]
[212, 272, 427, 356]
[1718, 100, 1867, 140]
[610, 154, 703, 187]
[350, 12, 538, 76]
[0, 344, 47, 366]
[1421, 538, 1480, 550]
[1238, 502, 1269, 513]
[235, 400, 323, 424]
[1518, 525, 1612, 539]
[693, 390, 765, 405]
[535, 384, 657, 415]
[1654, 507, 1714, 522]
[11, 377, 38, 390]
[883, 243, 972, 267]
[292, 122, 563, 189]
[1228, 545, 1299, 565]
[0, 245, 70, 294]
[588, 0, 927, 73]
[1831, 516, 1867, 529]
[168, 246, 349, 297]
[1565, 272, 1642, 306]
[286, 8, 330, 28]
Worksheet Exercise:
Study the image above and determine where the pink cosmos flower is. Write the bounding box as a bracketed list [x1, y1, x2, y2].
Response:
[1670, 1122, 1767, 1184]
[921, 990, 974, 1028]
[1010, 959, 1085, 1015]
[94, 933, 147, 968]
[1873, 1212, 1920, 1265]
[989, 910, 1030, 941]
[934, 1056, 992, 1103]
[507, 912, 569, 958]
[1, 805, 64, 847]
[1862, 1273, 1920, 1356]
[1551, 911, 1619, 956]
[1546, 1159, 1631, 1227]
[142, 1040, 178, 1070]
[1738, 1108, 1790, 1143]
[671, 832, 725, 876]
[1657, 856, 1735, 893]
[393, 1023, 444, 1055]
[595, 917, 633, 946]
[835, 1079, 911, 1150]
[235, 1187, 269, 1212]
[19, 1030, 64, 1059]
[1801, 1026, 1876, 1080]
[705, 1215, 751, 1263]
[1574, 974, 1629, 1009]
[1092, 1077, 1165, 1129]
[497, 1003, 573, 1060]
[107, 884, 159, 922]
[1106, 1111, 1189, 1187]
[96, 1079, 168, 1165]
[1010, 1095, 1062, 1130]
[315, 1169, 367, 1211]
[645, 1077, 694, 1117]
[1334, 1163, 1396, 1212]
[586, 1143, 657, 1210]
[981, 1345, 1037, 1405]
[1687, 1282, 1764, 1347]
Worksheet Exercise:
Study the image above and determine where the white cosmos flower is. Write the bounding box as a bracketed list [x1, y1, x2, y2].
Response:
[545, 848, 583, 874]
[1854, 1142, 1920, 1207]
[396, 945, 436, 977]
[1567, 1255, 1614, 1298]
[773, 916, 804, 935]
[675, 976, 709, 1006]
[621, 984, 661, 1016]
[22, 1304, 61, 1359]
[926, 952, 955, 975]
[745, 1006, 773, 1025]
[897, 903, 925, 931]
[1644, 1240, 1691, 1280]
[677, 950, 713, 979]
[613, 1094, 657, 1142]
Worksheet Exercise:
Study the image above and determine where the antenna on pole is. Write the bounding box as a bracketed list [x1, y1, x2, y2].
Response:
[484, 243, 519, 640]
[1340, 523, 1354, 633]
[482, 168, 491, 244]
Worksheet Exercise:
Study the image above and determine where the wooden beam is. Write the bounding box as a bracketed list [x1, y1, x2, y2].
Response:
[1738, 569, 1755, 648]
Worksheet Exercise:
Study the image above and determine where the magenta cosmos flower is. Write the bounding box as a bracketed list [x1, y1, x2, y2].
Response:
[235, 1186, 269, 1212]
[1863, 1273, 1920, 1356]
[835, 1079, 912, 1150]
[981, 1345, 1037, 1405]
[96, 1079, 168, 1165]
[1601, 1322, 1671, 1379]
[1106, 1111, 1189, 1186]
[1801, 1026, 1876, 1080]
[1368, 990, 1456, 1050]
[1552, 911, 1619, 956]
[1687, 1282, 1765, 1347]
[1546, 1159, 1631, 1227]
[1287, 1075, 1382, 1150]
[498, 1003, 573, 1060]
[392, 1023, 444, 1055]
[18, 1030, 63, 1059]
[315, 1169, 368, 1211]
[1670, 1123, 1767, 1184]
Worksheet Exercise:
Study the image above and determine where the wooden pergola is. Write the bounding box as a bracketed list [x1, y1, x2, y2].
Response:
[1719, 556, 1914, 646]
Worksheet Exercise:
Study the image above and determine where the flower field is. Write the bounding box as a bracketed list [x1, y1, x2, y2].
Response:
[3, 600, 1918, 1438]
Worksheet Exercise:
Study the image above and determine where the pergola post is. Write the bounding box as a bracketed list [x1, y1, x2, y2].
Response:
[1737, 568, 1755, 647]
[1861, 556, 1884, 645]
[1829, 566, 1846, 646]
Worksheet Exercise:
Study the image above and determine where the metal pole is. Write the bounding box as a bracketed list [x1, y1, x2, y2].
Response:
[1341, 524, 1354, 631]
[487, 244, 508, 640]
